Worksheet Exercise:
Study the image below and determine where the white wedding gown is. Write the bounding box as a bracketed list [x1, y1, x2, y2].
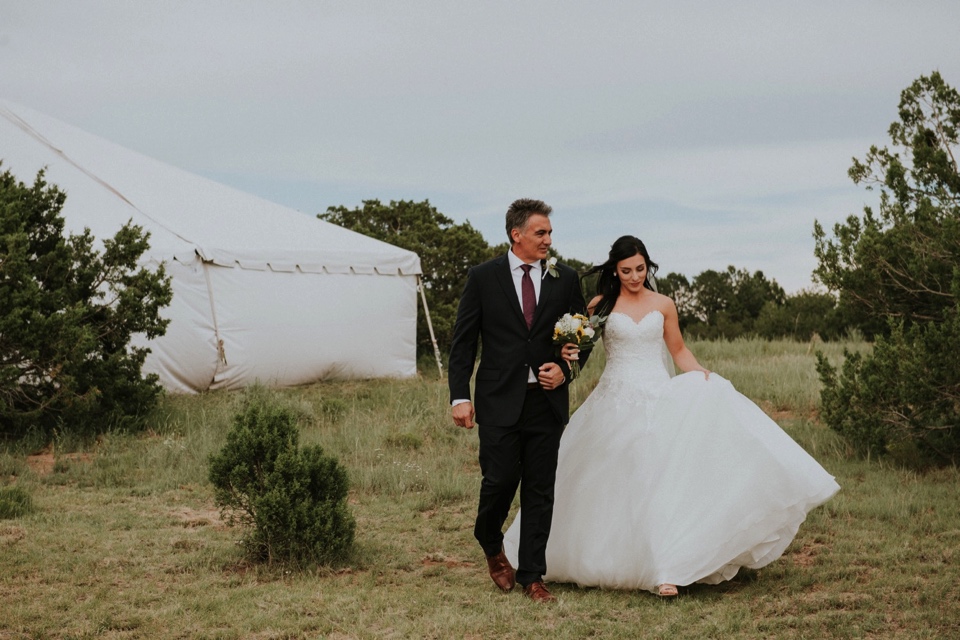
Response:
[503, 311, 840, 592]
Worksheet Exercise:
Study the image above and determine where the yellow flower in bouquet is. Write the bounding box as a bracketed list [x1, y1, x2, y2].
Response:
[552, 313, 597, 380]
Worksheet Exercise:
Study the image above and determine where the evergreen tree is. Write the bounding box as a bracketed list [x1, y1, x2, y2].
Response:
[814, 72, 960, 465]
[0, 166, 172, 438]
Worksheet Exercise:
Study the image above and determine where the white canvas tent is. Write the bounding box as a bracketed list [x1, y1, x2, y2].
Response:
[0, 99, 422, 392]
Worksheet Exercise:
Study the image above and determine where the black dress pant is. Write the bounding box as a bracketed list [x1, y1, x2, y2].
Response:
[474, 388, 563, 586]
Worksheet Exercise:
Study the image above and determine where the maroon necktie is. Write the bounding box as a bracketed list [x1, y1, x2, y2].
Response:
[520, 264, 535, 329]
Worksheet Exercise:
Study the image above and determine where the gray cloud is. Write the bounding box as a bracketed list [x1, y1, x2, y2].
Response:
[1, 0, 958, 292]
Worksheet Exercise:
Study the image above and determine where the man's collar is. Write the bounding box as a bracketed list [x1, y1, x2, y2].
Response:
[508, 248, 541, 273]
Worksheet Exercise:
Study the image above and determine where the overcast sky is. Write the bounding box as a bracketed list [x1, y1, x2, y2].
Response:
[3, 1, 958, 291]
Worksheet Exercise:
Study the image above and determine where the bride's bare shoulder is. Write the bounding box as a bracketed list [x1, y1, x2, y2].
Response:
[653, 291, 678, 314]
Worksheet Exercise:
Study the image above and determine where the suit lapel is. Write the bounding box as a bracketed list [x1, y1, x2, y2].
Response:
[532, 262, 555, 330]
[494, 254, 526, 328]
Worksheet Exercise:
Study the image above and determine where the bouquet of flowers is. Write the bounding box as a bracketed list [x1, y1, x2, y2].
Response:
[552, 313, 598, 380]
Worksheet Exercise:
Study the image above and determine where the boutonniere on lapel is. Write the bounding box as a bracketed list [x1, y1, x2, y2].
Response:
[542, 256, 559, 279]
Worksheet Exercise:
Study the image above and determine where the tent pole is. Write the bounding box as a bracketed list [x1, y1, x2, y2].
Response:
[417, 274, 444, 377]
[201, 259, 228, 390]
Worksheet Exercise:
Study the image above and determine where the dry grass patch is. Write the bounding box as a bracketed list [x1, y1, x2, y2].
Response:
[1, 338, 958, 638]
[25, 449, 94, 476]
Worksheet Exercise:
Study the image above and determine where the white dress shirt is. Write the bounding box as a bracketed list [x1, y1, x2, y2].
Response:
[507, 250, 542, 384]
[506, 248, 543, 309]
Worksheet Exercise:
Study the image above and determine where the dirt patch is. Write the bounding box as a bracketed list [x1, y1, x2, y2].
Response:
[421, 552, 476, 569]
[771, 409, 797, 422]
[790, 541, 828, 567]
[169, 506, 227, 530]
[25, 451, 92, 476]
[0, 523, 26, 546]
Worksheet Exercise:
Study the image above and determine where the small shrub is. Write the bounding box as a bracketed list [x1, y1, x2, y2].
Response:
[817, 309, 960, 466]
[0, 453, 27, 477]
[319, 397, 347, 421]
[208, 390, 355, 565]
[385, 433, 422, 450]
[0, 486, 34, 519]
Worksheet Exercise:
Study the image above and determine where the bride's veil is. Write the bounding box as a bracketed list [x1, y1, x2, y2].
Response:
[648, 274, 677, 378]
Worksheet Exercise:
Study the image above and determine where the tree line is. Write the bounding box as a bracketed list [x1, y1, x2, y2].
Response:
[319, 202, 847, 359]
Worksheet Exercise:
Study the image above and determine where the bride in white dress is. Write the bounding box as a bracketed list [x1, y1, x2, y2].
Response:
[503, 235, 840, 596]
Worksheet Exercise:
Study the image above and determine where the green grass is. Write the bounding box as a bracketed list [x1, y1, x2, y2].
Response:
[1, 337, 958, 638]
[0, 485, 33, 519]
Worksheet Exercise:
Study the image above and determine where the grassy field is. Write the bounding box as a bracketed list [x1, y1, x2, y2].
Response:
[2, 338, 958, 639]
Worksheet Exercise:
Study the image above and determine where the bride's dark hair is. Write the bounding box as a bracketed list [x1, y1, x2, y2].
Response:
[583, 235, 659, 319]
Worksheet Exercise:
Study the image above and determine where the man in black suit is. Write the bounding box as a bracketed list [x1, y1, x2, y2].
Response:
[448, 198, 588, 602]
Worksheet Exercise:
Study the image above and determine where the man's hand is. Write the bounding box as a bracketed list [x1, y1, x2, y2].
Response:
[452, 401, 476, 429]
[538, 362, 566, 390]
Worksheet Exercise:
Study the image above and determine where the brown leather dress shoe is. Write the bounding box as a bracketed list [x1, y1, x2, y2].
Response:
[522, 581, 557, 603]
[485, 548, 516, 592]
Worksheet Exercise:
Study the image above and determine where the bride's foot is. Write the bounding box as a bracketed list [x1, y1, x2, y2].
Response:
[657, 584, 678, 597]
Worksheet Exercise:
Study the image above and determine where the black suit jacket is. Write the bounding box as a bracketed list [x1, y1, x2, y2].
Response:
[448, 254, 588, 427]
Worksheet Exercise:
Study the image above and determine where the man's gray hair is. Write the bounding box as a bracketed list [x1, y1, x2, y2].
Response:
[505, 198, 553, 243]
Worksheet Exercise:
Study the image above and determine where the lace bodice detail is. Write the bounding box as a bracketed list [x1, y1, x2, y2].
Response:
[593, 311, 672, 405]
